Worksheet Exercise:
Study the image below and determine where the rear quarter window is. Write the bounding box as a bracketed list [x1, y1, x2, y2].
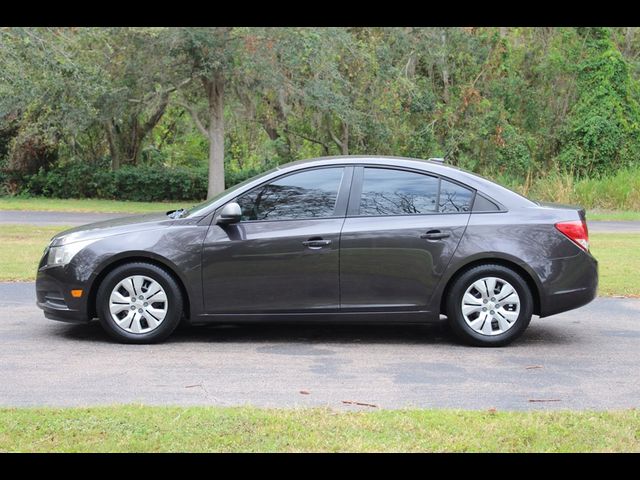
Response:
[472, 194, 501, 212]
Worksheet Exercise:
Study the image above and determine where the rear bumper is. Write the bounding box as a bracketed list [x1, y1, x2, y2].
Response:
[539, 251, 598, 317]
[36, 265, 90, 324]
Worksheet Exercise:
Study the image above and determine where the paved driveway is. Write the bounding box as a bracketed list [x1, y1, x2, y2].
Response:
[1, 282, 639, 410]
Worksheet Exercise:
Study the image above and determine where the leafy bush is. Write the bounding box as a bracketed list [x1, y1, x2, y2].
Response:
[22, 163, 208, 201]
[7, 160, 277, 201]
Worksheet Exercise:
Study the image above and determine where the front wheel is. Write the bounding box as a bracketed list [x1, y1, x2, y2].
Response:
[445, 264, 533, 347]
[96, 262, 183, 344]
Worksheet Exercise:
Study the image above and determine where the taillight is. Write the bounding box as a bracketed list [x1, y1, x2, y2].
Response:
[555, 220, 589, 252]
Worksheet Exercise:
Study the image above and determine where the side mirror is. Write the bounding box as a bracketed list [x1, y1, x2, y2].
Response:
[216, 202, 242, 225]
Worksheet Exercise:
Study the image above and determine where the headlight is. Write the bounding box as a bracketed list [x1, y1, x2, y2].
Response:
[46, 239, 98, 267]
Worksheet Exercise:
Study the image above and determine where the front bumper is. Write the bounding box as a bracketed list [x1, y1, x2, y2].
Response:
[36, 263, 91, 324]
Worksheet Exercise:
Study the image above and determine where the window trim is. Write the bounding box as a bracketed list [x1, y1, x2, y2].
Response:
[224, 165, 353, 224]
[347, 165, 477, 218]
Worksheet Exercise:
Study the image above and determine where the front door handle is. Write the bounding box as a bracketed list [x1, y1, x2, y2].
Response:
[302, 238, 332, 248]
[420, 230, 450, 240]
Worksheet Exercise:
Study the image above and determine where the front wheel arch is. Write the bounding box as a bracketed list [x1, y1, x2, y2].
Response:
[87, 256, 190, 321]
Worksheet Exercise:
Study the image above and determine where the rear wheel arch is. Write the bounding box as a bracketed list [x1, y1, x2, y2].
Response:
[87, 255, 191, 321]
[439, 257, 541, 317]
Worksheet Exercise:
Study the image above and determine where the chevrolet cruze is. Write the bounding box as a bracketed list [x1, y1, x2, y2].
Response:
[36, 156, 598, 346]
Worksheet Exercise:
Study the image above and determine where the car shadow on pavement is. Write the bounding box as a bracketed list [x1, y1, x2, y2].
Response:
[55, 317, 573, 347]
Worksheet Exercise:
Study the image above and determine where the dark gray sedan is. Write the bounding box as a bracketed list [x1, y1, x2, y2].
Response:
[36, 156, 598, 346]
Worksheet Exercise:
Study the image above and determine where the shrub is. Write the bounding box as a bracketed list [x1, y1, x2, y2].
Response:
[21, 163, 208, 201]
[7, 161, 276, 201]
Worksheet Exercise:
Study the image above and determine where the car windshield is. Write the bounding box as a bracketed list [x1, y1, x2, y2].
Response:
[184, 166, 278, 218]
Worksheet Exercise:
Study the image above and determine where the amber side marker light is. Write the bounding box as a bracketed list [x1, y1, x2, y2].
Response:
[70, 289, 83, 298]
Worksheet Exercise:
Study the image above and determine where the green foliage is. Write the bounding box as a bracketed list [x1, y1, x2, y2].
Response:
[558, 28, 640, 176]
[3, 27, 640, 199]
[24, 163, 208, 201]
[14, 159, 273, 201]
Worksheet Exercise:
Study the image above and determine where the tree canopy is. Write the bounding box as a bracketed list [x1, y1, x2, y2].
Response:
[2, 27, 640, 199]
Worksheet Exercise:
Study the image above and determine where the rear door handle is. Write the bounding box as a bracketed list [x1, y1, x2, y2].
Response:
[302, 238, 332, 248]
[420, 230, 450, 240]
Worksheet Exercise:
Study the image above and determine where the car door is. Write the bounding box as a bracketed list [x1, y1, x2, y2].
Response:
[339, 166, 473, 312]
[201, 166, 352, 314]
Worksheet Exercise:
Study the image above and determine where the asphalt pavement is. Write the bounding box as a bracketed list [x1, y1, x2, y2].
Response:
[1, 282, 639, 410]
[1, 210, 639, 232]
[0, 210, 135, 226]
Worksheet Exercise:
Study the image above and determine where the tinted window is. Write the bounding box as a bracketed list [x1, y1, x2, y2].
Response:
[236, 168, 344, 221]
[439, 179, 474, 213]
[472, 194, 500, 212]
[360, 168, 439, 215]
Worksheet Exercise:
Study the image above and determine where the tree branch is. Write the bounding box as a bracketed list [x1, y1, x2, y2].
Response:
[284, 127, 329, 151]
[175, 100, 208, 137]
[325, 116, 344, 150]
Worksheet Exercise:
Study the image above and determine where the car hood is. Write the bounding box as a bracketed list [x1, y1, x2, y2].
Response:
[50, 213, 175, 246]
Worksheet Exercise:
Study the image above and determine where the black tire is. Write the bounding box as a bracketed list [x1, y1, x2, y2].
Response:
[96, 262, 183, 344]
[445, 264, 533, 347]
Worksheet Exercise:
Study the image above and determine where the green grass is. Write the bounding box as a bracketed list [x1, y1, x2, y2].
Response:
[587, 210, 640, 221]
[0, 226, 637, 297]
[590, 233, 640, 297]
[0, 405, 638, 452]
[496, 166, 640, 212]
[0, 225, 71, 281]
[0, 197, 200, 214]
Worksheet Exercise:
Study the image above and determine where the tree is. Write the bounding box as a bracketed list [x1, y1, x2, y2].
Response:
[167, 27, 238, 198]
[98, 28, 184, 170]
[558, 27, 640, 175]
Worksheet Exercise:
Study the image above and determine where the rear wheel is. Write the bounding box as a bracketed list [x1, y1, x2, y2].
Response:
[446, 264, 533, 347]
[96, 262, 183, 344]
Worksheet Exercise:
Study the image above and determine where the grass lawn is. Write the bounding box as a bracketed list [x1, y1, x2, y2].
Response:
[0, 225, 637, 297]
[0, 197, 201, 214]
[588, 210, 640, 221]
[0, 405, 638, 452]
[0, 225, 72, 281]
[589, 233, 640, 296]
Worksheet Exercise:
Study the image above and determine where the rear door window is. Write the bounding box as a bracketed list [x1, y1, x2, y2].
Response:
[358, 168, 473, 215]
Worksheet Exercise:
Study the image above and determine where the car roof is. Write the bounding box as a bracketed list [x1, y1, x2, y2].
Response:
[275, 156, 534, 208]
[189, 155, 535, 218]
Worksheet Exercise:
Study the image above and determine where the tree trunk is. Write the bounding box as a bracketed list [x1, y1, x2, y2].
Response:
[105, 119, 145, 170]
[105, 93, 169, 171]
[205, 71, 226, 199]
[440, 29, 450, 103]
[341, 122, 349, 155]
